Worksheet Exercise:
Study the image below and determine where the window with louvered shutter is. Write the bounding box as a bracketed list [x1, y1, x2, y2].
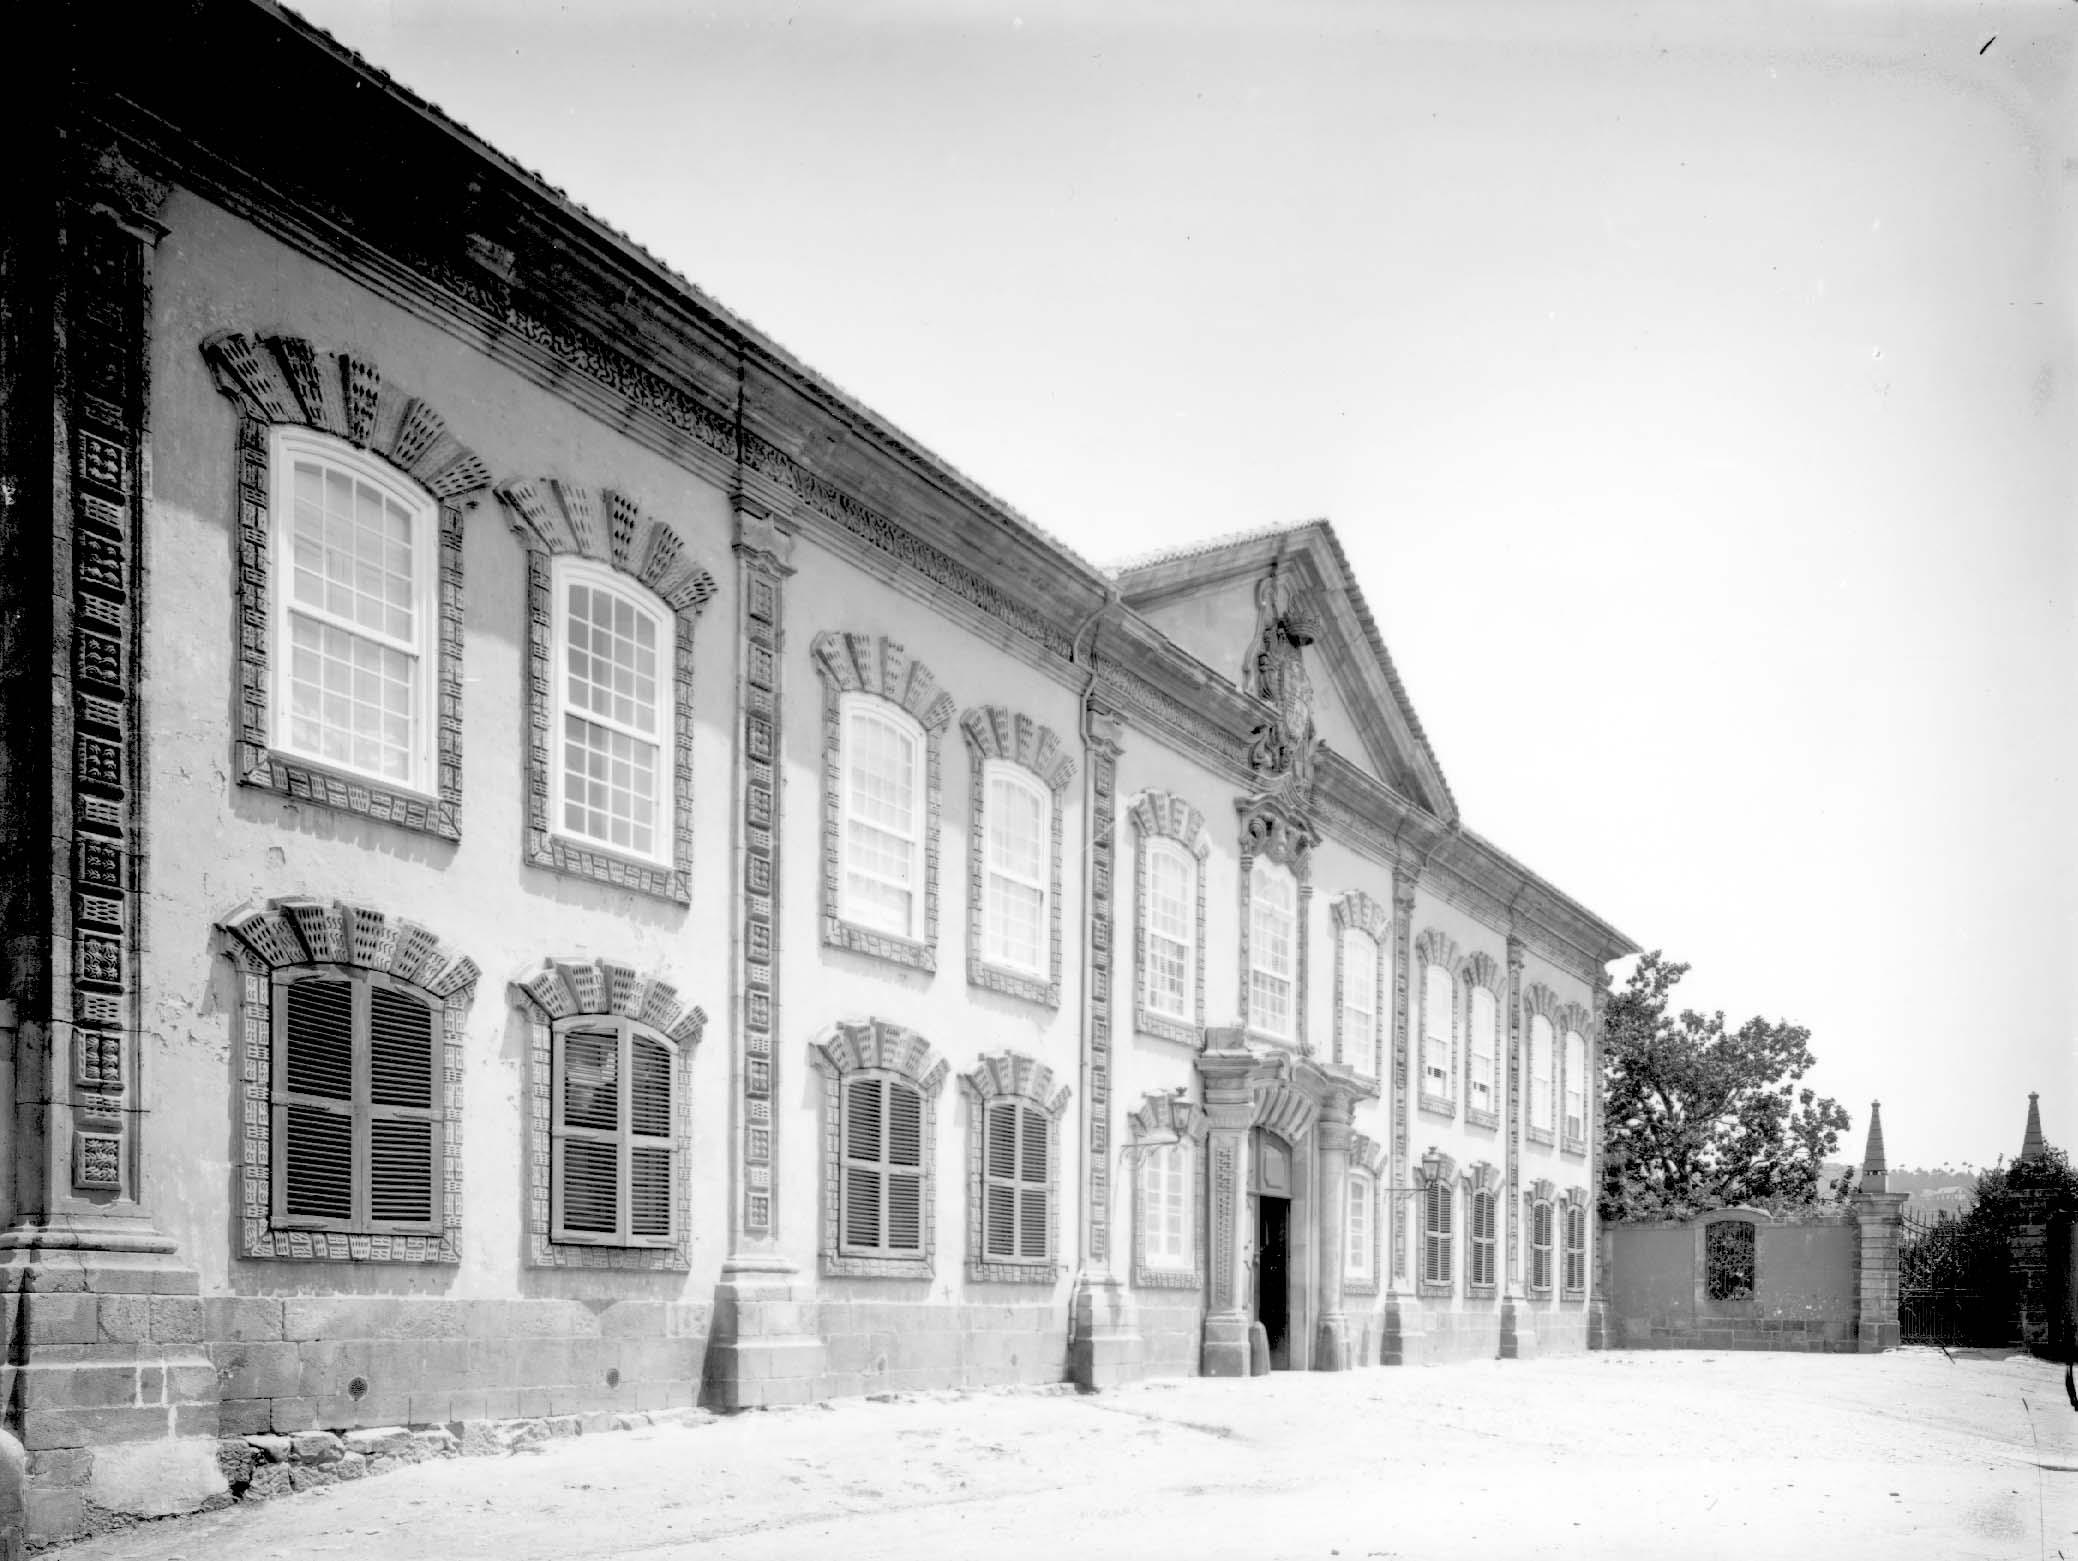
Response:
[271, 969, 440, 1235]
[1563, 1205, 1587, 1292]
[981, 1100, 1050, 1263]
[1468, 1188, 1497, 1289]
[1421, 1180, 1453, 1288]
[1531, 1200, 1554, 1292]
[551, 1017, 679, 1248]
[843, 1074, 926, 1257]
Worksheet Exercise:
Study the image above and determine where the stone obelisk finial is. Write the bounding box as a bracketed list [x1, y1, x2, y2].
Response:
[2020, 1091, 2047, 1163]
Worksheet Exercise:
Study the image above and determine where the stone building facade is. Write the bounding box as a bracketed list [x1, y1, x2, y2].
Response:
[2, 2, 1634, 1542]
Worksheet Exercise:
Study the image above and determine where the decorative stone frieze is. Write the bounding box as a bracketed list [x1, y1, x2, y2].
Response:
[510, 958, 706, 1270]
[218, 899, 478, 1263]
[812, 631, 956, 972]
[959, 1052, 1072, 1283]
[807, 1018, 948, 1279]
[201, 332, 487, 840]
[961, 705, 1074, 1007]
[1128, 789, 1209, 1048]
[495, 478, 716, 903]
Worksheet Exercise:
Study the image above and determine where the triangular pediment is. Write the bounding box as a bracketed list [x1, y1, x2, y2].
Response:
[1108, 520, 1456, 822]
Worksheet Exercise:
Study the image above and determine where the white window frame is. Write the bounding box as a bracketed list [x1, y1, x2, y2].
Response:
[1421, 963, 1454, 1101]
[1345, 1169, 1375, 1284]
[1248, 858, 1299, 1042]
[268, 426, 438, 796]
[1139, 1140, 1195, 1275]
[1469, 985, 1498, 1117]
[547, 555, 676, 868]
[1339, 927, 1377, 1076]
[980, 760, 1051, 979]
[1140, 837, 1197, 1024]
[838, 693, 927, 942]
[1563, 1029, 1588, 1145]
[1530, 1015, 1556, 1134]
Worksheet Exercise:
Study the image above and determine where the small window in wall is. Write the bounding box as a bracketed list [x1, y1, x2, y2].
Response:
[551, 1018, 678, 1247]
[1468, 986, 1498, 1118]
[1562, 1028, 1588, 1147]
[983, 1100, 1051, 1261]
[1346, 1170, 1376, 1284]
[274, 428, 439, 794]
[1469, 1187, 1498, 1290]
[1339, 927, 1377, 1075]
[1421, 964, 1453, 1102]
[1140, 1140, 1194, 1275]
[1705, 1220, 1755, 1301]
[1142, 839, 1197, 1022]
[1563, 1203, 1588, 1294]
[1529, 1015, 1556, 1135]
[551, 560, 674, 866]
[1248, 858, 1298, 1041]
[842, 1074, 926, 1258]
[840, 698, 926, 940]
[1420, 1179, 1453, 1290]
[981, 763, 1049, 977]
[272, 969, 442, 1235]
[1529, 1199, 1555, 1293]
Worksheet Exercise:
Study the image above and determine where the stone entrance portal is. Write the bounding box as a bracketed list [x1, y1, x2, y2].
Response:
[1252, 1130, 1295, 1368]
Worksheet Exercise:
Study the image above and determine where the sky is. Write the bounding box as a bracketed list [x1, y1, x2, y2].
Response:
[287, 0, 2075, 1172]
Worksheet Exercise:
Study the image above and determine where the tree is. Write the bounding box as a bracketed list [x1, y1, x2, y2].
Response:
[1960, 1146, 2078, 1235]
[1599, 951, 1851, 1221]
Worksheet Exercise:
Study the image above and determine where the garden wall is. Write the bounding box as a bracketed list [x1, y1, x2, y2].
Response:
[1604, 1208, 1867, 1352]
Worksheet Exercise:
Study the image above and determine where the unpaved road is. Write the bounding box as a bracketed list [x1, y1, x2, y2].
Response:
[59, 1349, 2077, 1560]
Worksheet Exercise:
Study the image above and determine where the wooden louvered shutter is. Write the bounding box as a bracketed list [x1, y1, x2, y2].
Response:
[366, 982, 439, 1232]
[555, 1026, 622, 1242]
[843, 1076, 884, 1252]
[1017, 1106, 1048, 1260]
[885, 1082, 923, 1252]
[985, 1103, 1018, 1257]
[628, 1036, 674, 1243]
[277, 976, 355, 1227]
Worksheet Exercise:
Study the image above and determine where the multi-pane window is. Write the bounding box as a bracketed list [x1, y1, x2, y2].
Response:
[982, 1101, 1051, 1260]
[1346, 1171, 1375, 1282]
[1249, 859, 1298, 1040]
[1142, 839, 1196, 1021]
[1563, 1029, 1587, 1143]
[553, 561, 672, 864]
[551, 1018, 676, 1247]
[1530, 1199, 1555, 1291]
[982, 764, 1049, 976]
[841, 1074, 925, 1257]
[1340, 929, 1376, 1074]
[270, 968, 441, 1234]
[1563, 1204, 1588, 1293]
[1140, 1141, 1193, 1271]
[273, 429, 435, 791]
[1421, 964, 1453, 1099]
[1469, 986, 1498, 1115]
[1469, 1187, 1498, 1289]
[841, 699, 925, 939]
[1420, 1180, 1453, 1288]
[1529, 1015, 1556, 1133]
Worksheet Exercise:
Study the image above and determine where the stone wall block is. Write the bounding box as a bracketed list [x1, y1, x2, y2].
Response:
[149, 1297, 205, 1344]
[202, 1299, 285, 1342]
[212, 1342, 301, 1401]
[96, 1297, 152, 1345]
[598, 1302, 667, 1339]
[267, 1398, 319, 1434]
[24, 1296, 100, 1347]
[19, 1407, 174, 1451]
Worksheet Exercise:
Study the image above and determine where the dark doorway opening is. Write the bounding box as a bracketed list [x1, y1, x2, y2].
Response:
[1255, 1194, 1291, 1369]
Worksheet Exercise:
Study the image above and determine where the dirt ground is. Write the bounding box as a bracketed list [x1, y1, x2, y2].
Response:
[54, 1347, 2078, 1561]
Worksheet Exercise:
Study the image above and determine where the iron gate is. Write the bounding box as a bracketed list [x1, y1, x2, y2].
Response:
[1898, 1212, 2013, 1348]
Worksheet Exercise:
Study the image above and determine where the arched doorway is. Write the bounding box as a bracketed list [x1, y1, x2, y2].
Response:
[1251, 1128, 1295, 1368]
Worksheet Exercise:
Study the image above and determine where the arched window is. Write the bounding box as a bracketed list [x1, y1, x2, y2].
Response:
[1469, 1186, 1498, 1291]
[981, 761, 1050, 977]
[1142, 837, 1197, 1022]
[1339, 928, 1377, 1075]
[551, 1017, 679, 1246]
[1421, 1178, 1454, 1290]
[272, 427, 438, 793]
[1469, 985, 1499, 1118]
[811, 1018, 947, 1279]
[1529, 1014, 1556, 1135]
[842, 1071, 926, 1257]
[840, 695, 927, 940]
[1248, 858, 1298, 1040]
[1140, 1139, 1195, 1275]
[982, 1098, 1050, 1259]
[1562, 1028, 1588, 1147]
[1563, 1202, 1589, 1295]
[1346, 1170, 1376, 1284]
[1421, 963, 1454, 1101]
[1529, 1198, 1555, 1294]
[551, 557, 674, 866]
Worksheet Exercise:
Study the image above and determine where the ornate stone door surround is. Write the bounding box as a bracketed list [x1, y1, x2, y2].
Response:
[1197, 1028, 1376, 1375]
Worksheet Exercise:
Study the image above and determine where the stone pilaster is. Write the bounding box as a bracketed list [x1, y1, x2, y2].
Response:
[705, 497, 822, 1410]
[1497, 936, 1534, 1359]
[1387, 867, 1417, 1285]
[1853, 1191, 1906, 1352]
[1068, 696, 1139, 1391]
[1199, 1033, 1258, 1378]
[1313, 1090, 1353, 1371]
[1585, 968, 1611, 1351]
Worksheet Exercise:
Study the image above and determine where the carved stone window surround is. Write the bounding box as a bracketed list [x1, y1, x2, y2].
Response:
[1462, 1160, 1502, 1298]
[1524, 983, 1563, 1147]
[1414, 1147, 1459, 1299]
[1560, 1184, 1591, 1299]
[1329, 892, 1390, 1081]
[959, 1052, 1072, 1283]
[1526, 1176, 1557, 1297]
[808, 1018, 948, 1279]
[1557, 1001, 1593, 1158]
[201, 333, 488, 841]
[1413, 929, 1461, 1120]
[1129, 1090, 1209, 1291]
[495, 479, 717, 904]
[812, 633, 957, 973]
[219, 898, 478, 1263]
[1460, 951, 1505, 1132]
[961, 707, 1074, 1008]
[1129, 791, 1210, 1048]
[1344, 1129, 1388, 1299]
[1237, 801, 1315, 1052]
[510, 958, 706, 1269]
